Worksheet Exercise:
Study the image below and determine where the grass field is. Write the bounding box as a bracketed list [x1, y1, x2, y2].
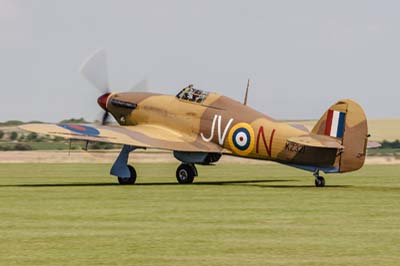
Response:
[0, 163, 399, 266]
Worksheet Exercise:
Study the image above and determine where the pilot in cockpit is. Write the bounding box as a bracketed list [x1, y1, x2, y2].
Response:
[178, 84, 208, 103]
[181, 84, 194, 100]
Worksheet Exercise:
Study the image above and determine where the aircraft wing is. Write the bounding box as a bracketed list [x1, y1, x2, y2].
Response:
[287, 134, 344, 149]
[19, 123, 224, 153]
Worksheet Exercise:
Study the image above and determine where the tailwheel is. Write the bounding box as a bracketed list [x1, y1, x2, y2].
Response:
[314, 176, 325, 187]
[313, 169, 325, 187]
[176, 163, 197, 184]
[118, 165, 137, 185]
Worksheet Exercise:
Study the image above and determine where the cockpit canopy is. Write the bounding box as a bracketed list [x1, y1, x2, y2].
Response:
[176, 84, 209, 104]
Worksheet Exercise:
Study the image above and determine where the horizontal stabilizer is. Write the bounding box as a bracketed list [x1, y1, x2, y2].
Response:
[287, 135, 344, 149]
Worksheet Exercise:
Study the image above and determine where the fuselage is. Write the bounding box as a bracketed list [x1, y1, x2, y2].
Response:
[104, 90, 338, 168]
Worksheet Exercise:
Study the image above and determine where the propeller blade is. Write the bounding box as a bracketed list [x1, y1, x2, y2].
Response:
[102, 111, 110, 125]
[80, 49, 110, 92]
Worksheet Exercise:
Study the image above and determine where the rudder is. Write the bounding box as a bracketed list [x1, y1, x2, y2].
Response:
[312, 99, 368, 173]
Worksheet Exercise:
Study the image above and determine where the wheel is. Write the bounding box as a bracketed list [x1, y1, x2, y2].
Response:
[118, 165, 137, 185]
[314, 176, 325, 187]
[176, 164, 196, 184]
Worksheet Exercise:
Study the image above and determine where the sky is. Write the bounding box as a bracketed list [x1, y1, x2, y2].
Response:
[0, 0, 399, 122]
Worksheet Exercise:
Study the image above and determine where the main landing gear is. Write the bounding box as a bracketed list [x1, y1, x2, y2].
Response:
[111, 145, 138, 185]
[110, 145, 199, 185]
[313, 169, 325, 187]
[176, 163, 198, 184]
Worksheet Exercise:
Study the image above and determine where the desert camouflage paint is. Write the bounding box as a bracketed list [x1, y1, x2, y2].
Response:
[20, 88, 369, 173]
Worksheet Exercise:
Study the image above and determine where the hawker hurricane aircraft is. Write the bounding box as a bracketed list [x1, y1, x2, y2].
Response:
[20, 50, 376, 187]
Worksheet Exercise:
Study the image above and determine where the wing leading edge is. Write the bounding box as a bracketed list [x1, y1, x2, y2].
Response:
[19, 123, 223, 153]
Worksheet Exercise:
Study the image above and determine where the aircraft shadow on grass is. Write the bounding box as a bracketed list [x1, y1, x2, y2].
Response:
[0, 179, 351, 188]
[1, 179, 288, 188]
[254, 184, 351, 188]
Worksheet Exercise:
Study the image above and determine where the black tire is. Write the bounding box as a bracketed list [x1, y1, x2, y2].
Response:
[315, 176, 325, 187]
[176, 164, 196, 184]
[118, 165, 137, 185]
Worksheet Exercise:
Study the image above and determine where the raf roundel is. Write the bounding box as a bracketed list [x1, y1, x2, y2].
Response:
[58, 124, 100, 136]
[228, 122, 255, 156]
[233, 129, 250, 150]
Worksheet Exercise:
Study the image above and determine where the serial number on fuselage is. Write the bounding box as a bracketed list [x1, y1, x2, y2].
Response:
[285, 142, 305, 153]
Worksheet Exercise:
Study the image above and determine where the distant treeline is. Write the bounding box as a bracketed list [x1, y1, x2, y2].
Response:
[0, 118, 90, 126]
[380, 140, 400, 149]
[59, 118, 90, 124]
[0, 139, 117, 151]
[0, 120, 26, 126]
[0, 143, 33, 151]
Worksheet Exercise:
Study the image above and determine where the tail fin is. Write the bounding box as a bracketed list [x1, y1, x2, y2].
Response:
[312, 99, 368, 173]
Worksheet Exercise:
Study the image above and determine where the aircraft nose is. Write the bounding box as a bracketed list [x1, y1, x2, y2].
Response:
[97, 93, 111, 110]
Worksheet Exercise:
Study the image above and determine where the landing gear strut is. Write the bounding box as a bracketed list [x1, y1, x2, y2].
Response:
[111, 145, 137, 185]
[176, 163, 197, 184]
[313, 169, 325, 187]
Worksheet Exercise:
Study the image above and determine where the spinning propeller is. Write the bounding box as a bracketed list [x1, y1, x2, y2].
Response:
[79, 49, 148, 125]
